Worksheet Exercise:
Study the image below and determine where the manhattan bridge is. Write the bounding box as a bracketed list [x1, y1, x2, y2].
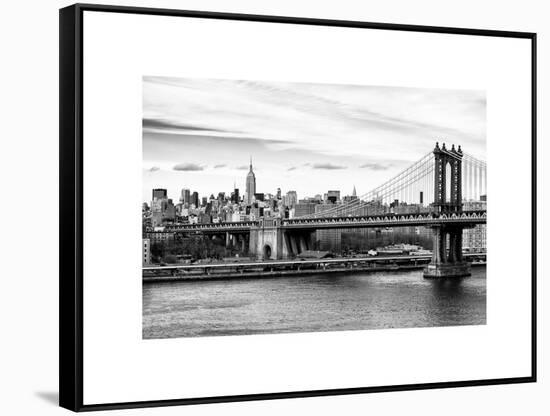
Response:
[167, 142, 487, 278]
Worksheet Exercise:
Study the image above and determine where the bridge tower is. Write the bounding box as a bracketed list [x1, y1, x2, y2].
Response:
[424, 142, 471, 278]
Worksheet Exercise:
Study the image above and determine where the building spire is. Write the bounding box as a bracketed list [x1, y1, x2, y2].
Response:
[352, 185, 357, 197]
[246, 155, 256, 205]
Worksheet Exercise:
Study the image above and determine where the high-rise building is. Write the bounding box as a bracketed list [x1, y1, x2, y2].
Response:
[285, 191, 297, 207]
[152, 188, 167, 201]
[191, 191, 199, 208]
[315, 204, 336, 216]
[463, 200, 487, 212]
[326, 190, 340, 204]
[317, 229, 341, 252]
[165, 199, 176, 219]
[277, 188, 281, 199]
[151, 198, 176, 227]
[231, 187, 240, 204]
[180, 188, 191, 207]
[344, 186, 358, 203]
[246, 157, 256, 205]
[294, 202, 317, 217]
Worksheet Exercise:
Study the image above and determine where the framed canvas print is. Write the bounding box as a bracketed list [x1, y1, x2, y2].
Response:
[59, 3, 537, 411]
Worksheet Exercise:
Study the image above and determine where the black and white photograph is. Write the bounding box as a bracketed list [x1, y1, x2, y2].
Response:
[1, 0, 546, 413]
[53, 4, 537, 411]
[141, 77, 488, 339]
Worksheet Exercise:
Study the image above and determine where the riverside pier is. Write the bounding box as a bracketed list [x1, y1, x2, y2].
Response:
[142, 253, 486, 283]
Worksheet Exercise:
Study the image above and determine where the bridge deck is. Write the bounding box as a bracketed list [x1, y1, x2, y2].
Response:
[163, 211, 487, 233]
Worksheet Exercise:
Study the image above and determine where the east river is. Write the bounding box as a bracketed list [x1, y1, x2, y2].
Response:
[142, 266, 486, 339]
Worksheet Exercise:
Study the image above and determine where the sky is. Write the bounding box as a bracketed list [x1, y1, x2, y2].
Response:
[142, 76, 486, 203]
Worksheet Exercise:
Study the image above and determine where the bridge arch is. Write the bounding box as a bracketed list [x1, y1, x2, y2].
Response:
[445, 160, 452, 204]
[263, 243, 273, 260]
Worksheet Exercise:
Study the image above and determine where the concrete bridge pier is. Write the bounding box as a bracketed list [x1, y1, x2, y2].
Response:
[225, 232, 239, 248]
[298, 235, 307, 253]
[249, 218, 282, 260]
[224, 232, 249, 253]
[240, 234, 247, 253]
[283, 230, 315, 258]
[424, 225, 470, 278]
[249, 220, 316, 260]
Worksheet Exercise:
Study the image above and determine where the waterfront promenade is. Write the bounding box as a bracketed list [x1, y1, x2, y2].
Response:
[143, 253, 486, 282]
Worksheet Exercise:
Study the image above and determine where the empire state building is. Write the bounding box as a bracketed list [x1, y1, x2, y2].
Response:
[245, 157, 256, 205]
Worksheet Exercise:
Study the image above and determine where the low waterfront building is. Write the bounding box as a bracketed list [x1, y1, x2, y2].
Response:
[463, 225, 487, 252]
[462, 199, 487, 252]
[142, 238, 151, 265]
[144, 231, 174, 244]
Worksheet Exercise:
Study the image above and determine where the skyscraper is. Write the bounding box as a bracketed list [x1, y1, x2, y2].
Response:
[285, 191, 298, 207]
[151, 198, 175, 227]
[345, 185, 358, 202]
[326, 190, 340, 204]
[231, 187, 240, 204]
[246, 157, 256, 205]
[152, 188, 167, 201]
[191, 191, 199, 208]
[180, 188, 191, 207]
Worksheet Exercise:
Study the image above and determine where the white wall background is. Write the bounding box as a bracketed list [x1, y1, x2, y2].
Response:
[0, 0, 547, 414]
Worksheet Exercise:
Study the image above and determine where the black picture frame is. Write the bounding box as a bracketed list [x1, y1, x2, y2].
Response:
[59, 3, 537, 412]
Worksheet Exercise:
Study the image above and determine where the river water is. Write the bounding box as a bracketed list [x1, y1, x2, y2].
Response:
[143, 266, 486, 339]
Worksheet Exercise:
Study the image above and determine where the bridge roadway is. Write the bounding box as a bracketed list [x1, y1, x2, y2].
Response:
[143, 253, 486, 272]
[164, 210, 487, 233]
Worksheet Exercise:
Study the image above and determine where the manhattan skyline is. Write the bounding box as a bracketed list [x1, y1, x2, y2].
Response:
[143, 77, 486, 202]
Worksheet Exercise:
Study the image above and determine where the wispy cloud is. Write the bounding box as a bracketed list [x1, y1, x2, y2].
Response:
[147, 166, 160, 172]
[173, 163, 205, 171]
[143, 77, 485, 202]
[312, 163, 347, 170]
[359, 162, 390, 171]
[143, 118, 230, 134]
